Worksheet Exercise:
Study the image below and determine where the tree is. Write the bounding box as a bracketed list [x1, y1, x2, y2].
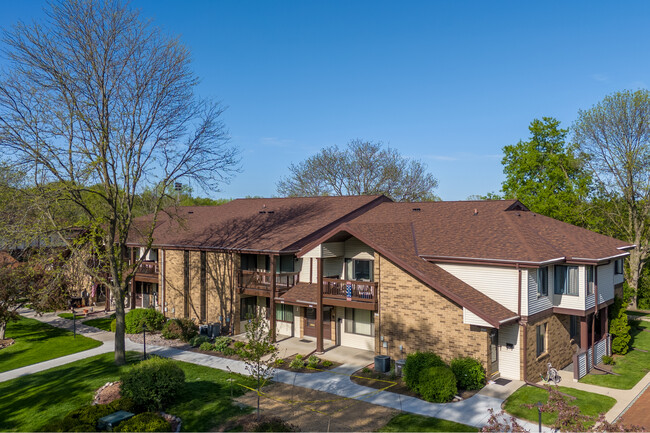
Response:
[237, 314, 279, 420]
[501, 117, 592, 226]
[277, 139, 439, 201]
[574, 90, 650, 309]
[0, 0, 238, 364]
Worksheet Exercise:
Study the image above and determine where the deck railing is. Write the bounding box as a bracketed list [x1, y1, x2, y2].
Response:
[136, 261, 159, 275]
[322, 278, 377, 302]
[238, 270, 299, 292]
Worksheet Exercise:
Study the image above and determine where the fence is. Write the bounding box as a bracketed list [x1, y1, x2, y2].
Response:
[573, 333, 611, 380]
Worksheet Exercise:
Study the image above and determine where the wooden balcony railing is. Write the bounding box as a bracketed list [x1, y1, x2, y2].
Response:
[322, 278, 377, 303]
[238, 270, 299, 292]
[136, 261, 159, 275]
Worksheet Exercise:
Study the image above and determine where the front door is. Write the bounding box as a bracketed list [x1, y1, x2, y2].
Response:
[490, 329, 499, 375]
[304, 308, 331, 339]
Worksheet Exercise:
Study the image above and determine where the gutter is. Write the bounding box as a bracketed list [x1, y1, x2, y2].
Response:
[419, 254, 567, 267]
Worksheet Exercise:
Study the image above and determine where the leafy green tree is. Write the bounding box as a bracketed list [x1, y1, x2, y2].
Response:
[501, 117, 592, 226]
[277, 139, 439, 201]
[609, 297, 631, 354]
[574, 90, 650, 309]
[238, 314, 279, 420]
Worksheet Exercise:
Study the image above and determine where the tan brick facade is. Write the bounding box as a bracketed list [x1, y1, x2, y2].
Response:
[376, 253, 491, 372]
[163, 249, 239, 333]
[522, 313, 577, 382]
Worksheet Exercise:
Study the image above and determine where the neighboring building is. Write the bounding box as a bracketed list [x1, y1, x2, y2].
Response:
[127, 196, 632, 381]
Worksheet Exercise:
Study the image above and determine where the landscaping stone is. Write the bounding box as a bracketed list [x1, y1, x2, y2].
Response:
[94, 381, 121, 405]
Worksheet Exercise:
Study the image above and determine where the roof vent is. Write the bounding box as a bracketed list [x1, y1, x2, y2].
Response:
[473, 208, 478, 216]
[188, 211, 194, 214]
[267, 210, 275, 214]
[412, 208, 421, 212]
[259, 210, 267, 214]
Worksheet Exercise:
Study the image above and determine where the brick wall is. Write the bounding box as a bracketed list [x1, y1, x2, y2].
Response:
[376, 254, 490, 371]
[163, 249, 184, 318]
[523, 313, 577, 382]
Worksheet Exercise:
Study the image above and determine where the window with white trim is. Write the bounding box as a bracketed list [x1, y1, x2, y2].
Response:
[537, 267, 548, 297]
[586, 265, 595, 296]
[536, 322, 547, 357]
[275, 304, 294, 322]
[554, 265, 579, 296]
[344, 308, 374, 336]
[614, 259, 624, 275]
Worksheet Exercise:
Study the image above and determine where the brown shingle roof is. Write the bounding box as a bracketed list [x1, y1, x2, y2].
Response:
[277, 283, 319, 306]
[128, 195, 390, 252]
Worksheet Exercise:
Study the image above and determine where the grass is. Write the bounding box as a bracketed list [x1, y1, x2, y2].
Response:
[380, 413, 478, 432]
[57, 313, 83, 320]
[82, 316, 113, 331]
[0, 351, 256, 432]
[0, 316, 102, 373]
[626, 310, 649, 317]
[580, 320, 650, 389]
[504, 385, 616, 426]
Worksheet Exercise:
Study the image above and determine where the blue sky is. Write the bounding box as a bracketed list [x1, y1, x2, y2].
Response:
[2, 1, 649, 200]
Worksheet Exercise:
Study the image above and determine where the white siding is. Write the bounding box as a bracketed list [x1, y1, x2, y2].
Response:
[322, 242, 344, 258]
[552, 265, 585, 310]
[463, 308, 492, 328]
[598, 263, 615, 303]
[276, 305, 295, 336]
[498, 323, 520, 380]
[323, 257, 344, 278]
[437, 263, 519, 312]
[344, 238, 374, 260]
[336, 307, 375, 351]
[302, 246, 321, 259]
[527, 268, 553, 316]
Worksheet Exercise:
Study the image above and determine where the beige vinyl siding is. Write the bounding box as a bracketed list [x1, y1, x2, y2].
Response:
[302, 242, 343, 259]
[436, 263, 519, 312]
[598, 263, 615, 303]
[323, 257, 344, 279]
[463, 308, 492, 328]
[498, 323, 520, 380]
[527, 268, 553, 317]
[336, 307, 375, 351]
[343, 238, 374, 260]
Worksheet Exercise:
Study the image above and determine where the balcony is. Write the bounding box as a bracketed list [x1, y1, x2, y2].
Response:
[322, 278, 377, 307]
[238, 270, 299, 295]
[134, 261, 159, 282]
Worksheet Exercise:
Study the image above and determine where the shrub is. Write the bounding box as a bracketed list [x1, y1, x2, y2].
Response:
[120, 357, 185, 411]
[213, 336, 232, 352]
[289, 357, 304, 369]
[199, 342, 214, 351]
[109, 397, 137, 413]
[403, 351, 446, 391]
[45, 404, 114, 432]
[322, 360, 333, 368]
[222, 347, 236, 356]
[189, 335, 210, 347]
[610, 297, 631, 354]
[110, 318, 117, 332]
[418, 366, 457, 402]
[602, 355, 616, 365]
[295, 354, 303, 360]
[161, 318, 198, 341]
[450, 357, 485, 390]
[124, 308, 166, 334]
[307, 355, 319, 368]
[361, 367, 372, 374]
[274, 358, 285, 366]
[114, 412, 171, 432]
[234, 341, 245, 349]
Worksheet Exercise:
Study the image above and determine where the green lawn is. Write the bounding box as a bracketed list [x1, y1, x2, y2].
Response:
[580, 320, 650, 389]
[626, 311, 649, 317]
[82, 316, 113, 331]
[380, 413, 478, 432]
[0, 316, 102, 373]
[504, 385, 616, 426]
[0, 352, 255, 432]
[57, 313, 84, 320]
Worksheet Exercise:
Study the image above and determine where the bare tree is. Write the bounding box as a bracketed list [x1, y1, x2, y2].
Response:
[277, 139, 439, 201]
[0, 0, 238, 364]
[574, 90, 650, 308]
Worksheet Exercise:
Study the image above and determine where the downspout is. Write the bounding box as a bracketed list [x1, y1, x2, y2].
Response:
[161, 250, 166, 315]
[592, 265, 599, 368]
[517, 264, 527, 381]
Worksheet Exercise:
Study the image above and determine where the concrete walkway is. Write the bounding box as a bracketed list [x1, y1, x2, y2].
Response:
[0, 311, 551, 431]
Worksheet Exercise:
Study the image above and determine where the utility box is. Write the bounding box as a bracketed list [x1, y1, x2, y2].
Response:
[98, 410, 134, 431]
[395, 359, 406, 376]
[374, 355, 391, 373]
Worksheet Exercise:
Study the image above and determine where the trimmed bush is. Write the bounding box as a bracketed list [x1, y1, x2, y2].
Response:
[114, 412, 171, 432]
[161, 318, 198, 341]
[234, 341, 245, 349]
[120, 357, 185, 411]
[199, 342, 214, 351]
[609, 297, 631, 355]
[124, 308, 166, 334]
[45, 404, 113, 432]
[213, 336, 232, 352]
[450, 357, 485, 390]
[322, 360, 333, 368]
[307, 355, 319, 368]
[403, 351, 446, 391]
[189, 335, 210, 348]
[602, 355, 615, 365]
[289, 357, 304, 369]
[418, 366, 458, 403]
[222, 347, 236, 356]
[110, 318, 117, 332]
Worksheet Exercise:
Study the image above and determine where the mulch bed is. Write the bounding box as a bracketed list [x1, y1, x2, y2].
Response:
[274, 354, 341, 373]
[349, 366, 479, 401]
[0, 338, 15, 350]
[127, 332, 191, 349]
[188, 346, 244, 361]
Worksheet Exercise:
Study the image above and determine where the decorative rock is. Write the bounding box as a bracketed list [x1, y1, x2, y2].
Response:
[93, 381, 121, 405]
[160, 412, 182, 432]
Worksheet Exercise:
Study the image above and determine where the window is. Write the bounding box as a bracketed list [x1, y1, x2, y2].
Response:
[345, 308, 374, 336]
[537, 267, 548, 297]
[275, 304, 294, 322]
[536, 323, 547, 357]
[570, 315, 579, 341]
[276, 255, 295, 273]
[240, 297, 257, 320]
[615, 259, 624, 275]
[241, 254, 257, 271]
[586, 266, 595, 296]
[345, 259, 373, 281]
[554, 265, 579, 296]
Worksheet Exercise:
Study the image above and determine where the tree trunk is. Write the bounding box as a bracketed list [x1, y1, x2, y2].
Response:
[0, 321, 5, 340]
[114, 284, 126, 365]
[627, 247, 645, 310]
[257, 375, 261, 420]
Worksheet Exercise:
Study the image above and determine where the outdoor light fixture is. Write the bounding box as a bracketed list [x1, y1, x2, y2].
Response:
[142, 324, 147, 360]
[535, 401, 543, 432]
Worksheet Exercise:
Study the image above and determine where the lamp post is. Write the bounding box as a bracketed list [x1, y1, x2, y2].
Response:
[535, 401, 543, 433]
[71, 308, 76, 338]
[142, 323, 147, 360]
